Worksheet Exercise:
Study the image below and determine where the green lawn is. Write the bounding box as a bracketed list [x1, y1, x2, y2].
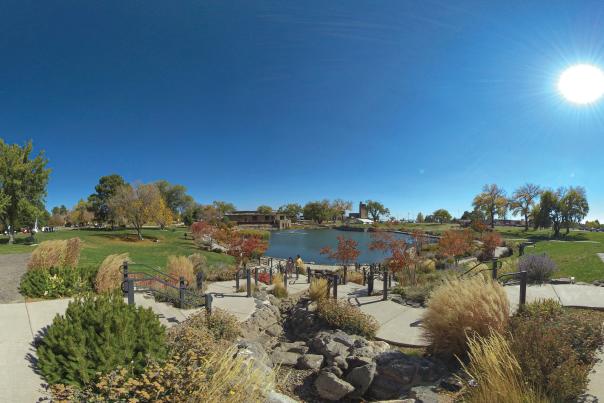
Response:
[0, 227, 234, 270]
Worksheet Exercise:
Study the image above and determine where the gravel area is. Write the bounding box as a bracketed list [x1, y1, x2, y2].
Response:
[0, 253, 30, 303]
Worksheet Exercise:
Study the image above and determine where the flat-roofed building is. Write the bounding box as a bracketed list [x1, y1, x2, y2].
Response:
[224, 211, 291, 229]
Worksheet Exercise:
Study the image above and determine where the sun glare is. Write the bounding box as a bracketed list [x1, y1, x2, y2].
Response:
[558, 64, 604, 104]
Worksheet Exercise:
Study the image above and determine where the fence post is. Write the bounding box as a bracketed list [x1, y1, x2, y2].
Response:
[122, 261, 129, 297]
[383, 267, 388, 301]
[127, 278, 134, 305]
[492, 258, 498, 280]
[363, 266, 366, 286]
[333, 274, 339, 299]
[254, 267, 258, 287]
[519, 270, 527, 309]
[284, 269, 288, 292]
[270, 266, 273, 284]
[179, 276, 185, 308]
[205, 293, 213, 315]
[235, 268, 240, 290]
[519, 243, 525, 256]
[296, 264, 299, 280]
[307, 267, 311, 283]
[368, 265, 374, 295]
[196, 271, 204, 291]
[343, 265, 348, 285]
[246, 267, 252, 298]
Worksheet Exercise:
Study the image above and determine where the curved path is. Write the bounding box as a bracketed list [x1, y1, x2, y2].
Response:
[0, 253, 30, 303]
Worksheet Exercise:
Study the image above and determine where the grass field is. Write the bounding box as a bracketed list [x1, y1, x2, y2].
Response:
[0, 227, 234, 270]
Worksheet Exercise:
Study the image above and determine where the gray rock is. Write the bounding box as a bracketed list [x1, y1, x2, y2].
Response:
[325, 341, 349, 358]
[369, 351, 417, 399]
[371, 341, 390, 353]
[314, 370, 355, 401]
[297, 354, 324, 370]
[333, 330, 357, 347]
[235, 340, 273, 377]
[277, 341, 309, 354]
[266, 323, 283, 337]
[345, 362, 376, 398]
[265, 390, 299, 403]
[324, 365, 344, 377]
[440, 375, 463, 392]
[333, 355, 348, 370]
[408, 386, 439, 403]
[272, 351, 301, 366]
[346, 355, 373, 369]
[351, 346, 376, 358]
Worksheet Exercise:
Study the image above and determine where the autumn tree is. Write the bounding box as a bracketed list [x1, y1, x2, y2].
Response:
[108, 183, 163, 240]
[0, 140, 50, 243]
[472, 184, 508, 228]
[330, 199, 352, 222]
[155, 180, 194, 217]
[510, 183, 540, 231]
[69, 199, 94, 226]
[156, 197, 174, 229]
[369, 231, 417, 283]
[438, 229, 474, 264]
[365, 200, 390, 222]
[278, 203, 303, 222]
[411, 229, 427, 256]
[303, 200, 331, 224]
[212, 201, 236, 218]
[88, 174, 127, 224]
[320, 236, 360, 268]
[224, 230, 268, 267]
[480, 231, 502, 260]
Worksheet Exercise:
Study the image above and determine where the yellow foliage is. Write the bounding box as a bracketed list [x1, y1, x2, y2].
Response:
[270, 273, 288, 298]
[95, 253, 129, 293]
[166, 255, 195, 287]
[309, 278, 329, 301]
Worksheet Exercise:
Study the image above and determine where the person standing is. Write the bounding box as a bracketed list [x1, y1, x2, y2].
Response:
[295, 254, 304, 275]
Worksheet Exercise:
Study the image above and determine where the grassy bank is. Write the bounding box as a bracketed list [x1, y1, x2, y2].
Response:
[0, 227, 234, 269]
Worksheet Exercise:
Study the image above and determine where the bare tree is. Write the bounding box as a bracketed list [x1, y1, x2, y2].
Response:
[510, 183, 540, 231]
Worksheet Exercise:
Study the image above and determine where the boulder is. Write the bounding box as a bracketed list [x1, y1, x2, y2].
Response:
[346, 355, 373, 369]
[297, 354, 324, 370]
[235, 340, 273, 378]
[266, 323, 283, 337]
[333, 355, 348, 370]
[408, 386, 439, 403]
[314, 370, 355, 401]
[323, 365, 344, 377]
[368, 351, 418, 399]
[272, 351, 301, 367]
[345, 362, 376, 398]
[265, 390, 299, 403]
[440, 375, 463, 392]
[277, 341, 308, 354]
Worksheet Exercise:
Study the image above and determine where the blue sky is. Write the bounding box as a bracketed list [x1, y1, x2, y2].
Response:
[2, 1, 604, 220]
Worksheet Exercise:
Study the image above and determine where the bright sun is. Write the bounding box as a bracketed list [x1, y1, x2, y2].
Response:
[558, 64, 604, 104]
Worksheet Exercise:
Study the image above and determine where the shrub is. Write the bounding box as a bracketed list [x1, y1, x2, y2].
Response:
[28, 238, 82, 270]
[422, 276, 509, 357]
[461, 332, 547, 403]
[347, 270, 364, 284]
[518, 254, 557, 283]
[188, 253, 208, 273]
[37, 293, 166, 386]
[201, 262, 237, 281]
[316, 299, 379, 338]
[238, 229, 271, 240]
[394, 283, 436, 305]
[166, 255, 195, 287]
[270, 273, 288, 298]
[20, 265, 97, 298]
[94, 253, 129, 293]
[75, 347, 273, 402]
[510, 300, 604, 400]
[309, 278, 329, 301]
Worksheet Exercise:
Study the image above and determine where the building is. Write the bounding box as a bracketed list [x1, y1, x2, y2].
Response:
[224, 211, 291, 229]
[349, 202, 368, 220]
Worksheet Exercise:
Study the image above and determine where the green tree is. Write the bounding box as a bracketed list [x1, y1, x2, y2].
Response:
[0, 140, 50, 243]
[510, 183, 541, 231]
[365, 200, 390, 222]
[432, 209, 452, 224]
[212, 201, 236, 218]
[69, 199, 94, 226]
[51, 205, 68, 215]
[155, 180, 194, 216]
[303, 200, 331, 224]
[560, 186, 589, 234]
[537, 189, 563, 236]
[278, 203, 303, 222]
[330, 199, 352, 222]
[416, 212, 424, 223]
[88, 174, 127, 223]
[257, 205, 273, 214]
[472, 184, 508, 228]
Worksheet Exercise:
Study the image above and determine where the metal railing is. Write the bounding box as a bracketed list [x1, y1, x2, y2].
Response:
[121, 261, 213, 313]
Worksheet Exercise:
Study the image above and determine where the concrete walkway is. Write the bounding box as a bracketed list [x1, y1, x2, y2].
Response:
[0, 253, 30, 303]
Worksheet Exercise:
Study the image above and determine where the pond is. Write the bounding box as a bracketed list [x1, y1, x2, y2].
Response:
[264, 228, 414, 264]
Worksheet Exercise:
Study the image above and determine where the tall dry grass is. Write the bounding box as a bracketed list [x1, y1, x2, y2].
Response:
[166, 255, 195, 287]
[461, 332, 547, 403]
[28, 238, 82, 271]
[95, 253, 129, 293]
[422, 276, 509, 357]
[309, 278, 329, 301]
[188, 253, 208, 273]
[270, 273, 288, 298]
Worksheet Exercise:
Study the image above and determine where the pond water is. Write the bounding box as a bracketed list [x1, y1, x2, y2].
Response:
[264, 228, 413, 264]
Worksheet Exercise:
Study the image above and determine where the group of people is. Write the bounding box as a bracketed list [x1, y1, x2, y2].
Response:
[284, 254, 305, 275]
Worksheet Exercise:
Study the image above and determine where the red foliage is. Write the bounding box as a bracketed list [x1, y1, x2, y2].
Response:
[369, 231, 415, 273]
[258, 272, 270, 284]
[224, 231, 268, 266]
[481, 231, 502, 260]
[438, 229, 474, 262]
[320, 236, 360, 266]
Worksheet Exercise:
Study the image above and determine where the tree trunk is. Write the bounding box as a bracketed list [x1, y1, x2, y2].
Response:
[135, 225, 144, 240]
[524, 213, 529, 231]
[490, 212, 495, 229]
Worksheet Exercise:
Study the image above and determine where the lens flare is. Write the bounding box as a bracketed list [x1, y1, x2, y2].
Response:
[558, 64, 604, 104]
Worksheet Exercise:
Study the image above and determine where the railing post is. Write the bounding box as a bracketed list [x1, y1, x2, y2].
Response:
[333, 274, 339, 299]
[519, 270, 527, 309]
[363, 266, 366, 286]
[179, 276, 185, 308]
[492, 258, 498, 280]
[205, 293, 213, 315]
[343, 265, 348, 285]
[196, 271, 204, 291]
[307, 267, 311, 283]
[388, 271, 392, 288]
[235, 268, 240, 290]
[254, 267, 258, 287]
[383, 267, 388, 301]
[269, 266, 273, 284]
[368, 265, 374, 295]
[122, 261, 129, 297]
[519, 243, 525, 257]
[127, 278, 134, 305]
[296, 264, 299, 280]
[284, 269, 288, 292]
[246, 267, 251, 298]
